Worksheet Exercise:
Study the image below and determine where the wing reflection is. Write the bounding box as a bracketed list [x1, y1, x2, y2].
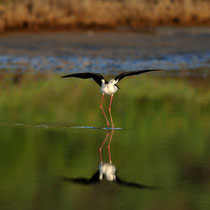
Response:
[60, 170, 100, 185]
[60, 130, 157, 189]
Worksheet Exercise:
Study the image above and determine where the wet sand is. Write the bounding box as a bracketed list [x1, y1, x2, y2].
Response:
[0, 28, 210, 58]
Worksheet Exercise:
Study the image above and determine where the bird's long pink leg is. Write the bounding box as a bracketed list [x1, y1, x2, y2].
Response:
[100, 94, 110, 127]
[108, 130, 114, 163]
[109, 95, 114, 128]
[99, 131, 110, 163]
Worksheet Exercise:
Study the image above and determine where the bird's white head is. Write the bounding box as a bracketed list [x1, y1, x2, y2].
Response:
[109, 79, 118, 85]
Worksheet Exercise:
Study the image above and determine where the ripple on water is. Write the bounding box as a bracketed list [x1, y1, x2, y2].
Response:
[0, 53, 210, 76]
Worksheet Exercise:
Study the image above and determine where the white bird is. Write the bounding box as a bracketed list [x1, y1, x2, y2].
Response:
[61, 69, 160, 128]
[99, 163, 116, 181]
[60, 163, 157, 189]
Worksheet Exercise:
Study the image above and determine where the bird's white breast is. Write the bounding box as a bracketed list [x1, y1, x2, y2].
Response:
[101, 83, 118, 95]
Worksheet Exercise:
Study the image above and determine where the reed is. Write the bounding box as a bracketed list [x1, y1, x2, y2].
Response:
[0, 0, 210, 32]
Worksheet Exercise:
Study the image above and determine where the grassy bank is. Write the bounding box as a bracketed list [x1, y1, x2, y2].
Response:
[0, 0, 210, 32]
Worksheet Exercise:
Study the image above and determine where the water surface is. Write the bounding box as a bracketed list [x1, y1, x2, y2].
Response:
[0, 28, 210, 210]
[0, 77, 209, 210]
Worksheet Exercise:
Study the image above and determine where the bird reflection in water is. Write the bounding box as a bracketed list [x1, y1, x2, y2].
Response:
[60, 130, 157, 189]
[99, 130, 116, 181]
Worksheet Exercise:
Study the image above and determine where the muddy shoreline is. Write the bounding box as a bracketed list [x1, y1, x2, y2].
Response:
[0, 27, 209, 76]
[1, 28, 210, 56]
[2, 23, 210, 35]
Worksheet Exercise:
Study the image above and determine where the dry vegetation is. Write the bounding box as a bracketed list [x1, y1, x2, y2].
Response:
[0, 0, 210, 32]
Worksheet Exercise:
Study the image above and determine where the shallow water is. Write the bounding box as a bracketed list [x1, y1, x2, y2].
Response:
[0, 90, 210, 210]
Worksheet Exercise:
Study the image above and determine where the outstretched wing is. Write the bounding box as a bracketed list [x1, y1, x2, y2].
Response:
[115, 176, 157, 189]
[115, 69, 161, 82]
[61, 72, 105, 86]
[59, 170, 100, 185]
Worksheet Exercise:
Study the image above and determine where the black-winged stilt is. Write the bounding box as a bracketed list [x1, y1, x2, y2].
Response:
[60, 130, 157, 188]
[61, 70, 160, 128]
[60, 168, 157, 188]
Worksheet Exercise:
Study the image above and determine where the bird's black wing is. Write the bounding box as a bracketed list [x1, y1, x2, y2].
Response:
[115, 176, 157, 189]
[61, 72, 105, 86]
[59, 170, 100, 185]
[115, 69, 161, 82]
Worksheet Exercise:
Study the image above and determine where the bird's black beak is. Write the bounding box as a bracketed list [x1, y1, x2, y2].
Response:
[115, 84, 120, 89]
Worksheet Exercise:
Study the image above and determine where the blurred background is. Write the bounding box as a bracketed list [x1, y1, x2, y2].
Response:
[0, 1, 210, 210]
